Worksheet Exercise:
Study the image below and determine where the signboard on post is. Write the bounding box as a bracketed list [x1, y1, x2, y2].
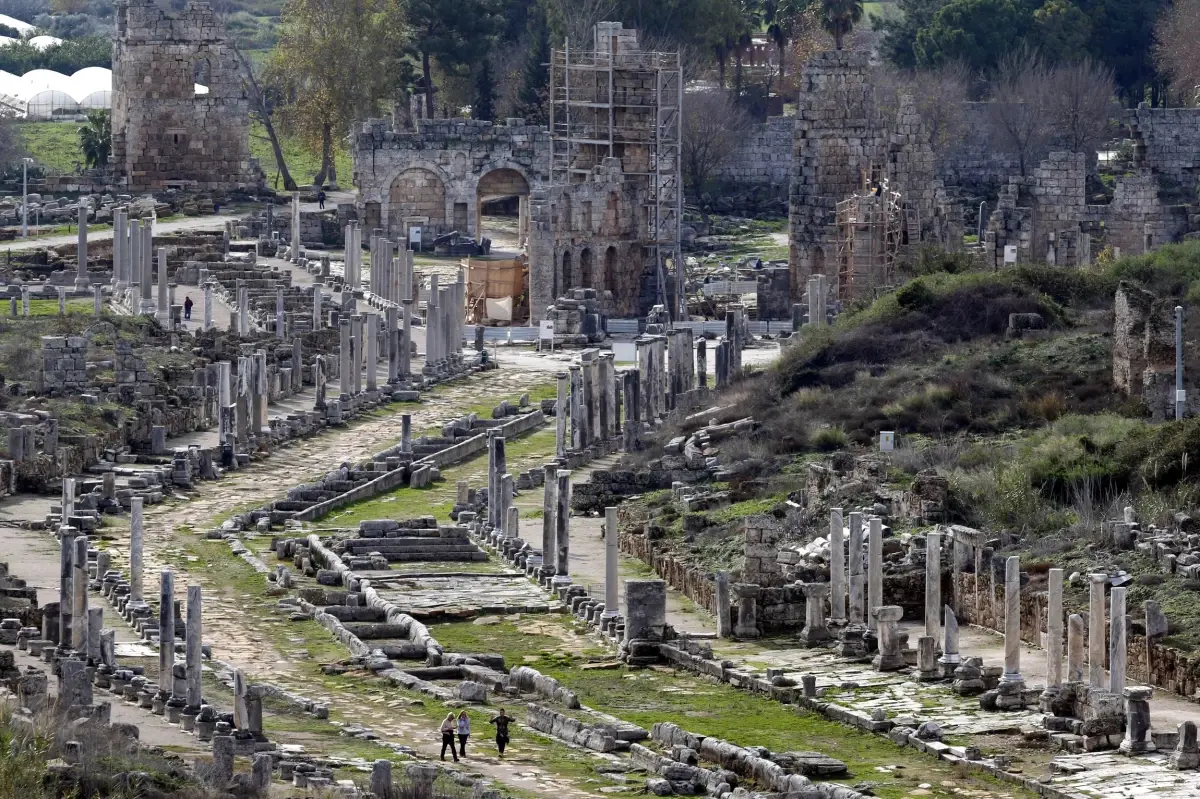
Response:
[880, 431, 895, 452]
[1003, 245, 1017, 264]
[539, 319, 555, 352]
[408, 226, 422, 252]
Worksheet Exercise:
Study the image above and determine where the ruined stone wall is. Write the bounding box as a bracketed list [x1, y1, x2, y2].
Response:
[1129, 105, 1200, 196]
[1112, 282, 1200, 419]
[353, 117, 549, 244]
[528, 159, 658, 323]
[713, 116, 795, 188]
[112, 0, 262, 191]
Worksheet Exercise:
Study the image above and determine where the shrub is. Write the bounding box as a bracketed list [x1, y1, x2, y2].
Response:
[812, 426, 847, 451]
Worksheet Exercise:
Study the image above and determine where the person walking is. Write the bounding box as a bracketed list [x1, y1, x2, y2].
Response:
[456, 710, 470, 757]
[489, 708, 510, 757]
[439, 713, 459, 761]
[317, 190, 326, 210]
[183, 295, 193, 321]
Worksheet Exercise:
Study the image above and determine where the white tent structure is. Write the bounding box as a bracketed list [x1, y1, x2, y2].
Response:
[26, 35, 63, 51]
[0, 15, 35, 35]
[0, 67, 119, 118]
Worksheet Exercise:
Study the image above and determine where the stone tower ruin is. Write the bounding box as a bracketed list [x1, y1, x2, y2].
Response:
[111, 0, 263, 191]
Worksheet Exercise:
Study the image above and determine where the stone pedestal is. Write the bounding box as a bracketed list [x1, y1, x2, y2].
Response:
[836, 624, 868, 660]
[1168, 721, 1199, 770]
[797, 583, 830, 647]
[917, 635, 939, 680]
[871, 606, 904, 671]
[938, 604, 961, 677]
[1119, 686, 1154, 754]
[733, 584, 760, 639]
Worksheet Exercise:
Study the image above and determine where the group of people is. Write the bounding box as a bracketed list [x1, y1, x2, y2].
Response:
[439, 708, 511, 761]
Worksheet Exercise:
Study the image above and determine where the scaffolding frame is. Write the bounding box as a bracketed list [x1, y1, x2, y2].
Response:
[548, 23, 684, 318]
[835, 175, 903, 301]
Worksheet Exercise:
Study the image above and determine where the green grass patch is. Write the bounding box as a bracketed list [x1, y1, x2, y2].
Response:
[26, 298, 94, 316]
[250, 120, 353, 190]
[19, 121, 85, 174]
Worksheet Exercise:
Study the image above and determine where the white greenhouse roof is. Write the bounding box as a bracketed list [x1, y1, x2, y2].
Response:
[0, 15, 35, 35]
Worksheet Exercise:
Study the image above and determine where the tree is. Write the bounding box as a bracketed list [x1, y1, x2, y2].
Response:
[1155, 0, 1200, 101]
[514, 0, 550, 124]
[1032, 0, 1092, 58]
[682, 89, 751, 193]
[988, 48, 1052, 175]
[268, 0, 408, 186]
[78, 109, 109, 169]
[764, 0, 811, 80]
[913, 0, 1030, 72]
[869, 61, 970, 154]
[234, 44, 296, 191]
[1043, 56, 1117, 155]
[406, 0, 501, 119]
[821, 0, 863, 49]
[876, 0, 949, 69]
[473, 59, 497, 120]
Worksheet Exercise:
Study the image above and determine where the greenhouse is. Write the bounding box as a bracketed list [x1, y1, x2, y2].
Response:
[0, 67, 113, 118]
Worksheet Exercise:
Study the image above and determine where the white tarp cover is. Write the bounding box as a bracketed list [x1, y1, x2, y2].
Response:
[485, 296, 513, 321]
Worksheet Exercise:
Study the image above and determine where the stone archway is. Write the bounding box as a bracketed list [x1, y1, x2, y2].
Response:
[476, 167, 531, 251]
[560, 250, 572, 299]
[388, 168, 446, 242]
[580, 248, 596, 288]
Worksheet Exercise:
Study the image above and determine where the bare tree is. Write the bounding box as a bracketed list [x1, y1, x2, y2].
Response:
[869, 61, 970, 155]
[682, 89, 751, 194]
[234, 44, 297, 192]
[988, 49, 1052, 177]
[1043, 57, 1117, 158]
[544, 0, 619, 47]
[1155, 0, 1200, 102]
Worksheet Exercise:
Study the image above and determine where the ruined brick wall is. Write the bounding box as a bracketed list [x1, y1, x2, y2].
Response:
[353, 117, 550, 245]
[1112, 282, 1200, 419]
[1104, 173, 1189, 256]
[527, 159, 658, 323]
[112, 0, 262, 191]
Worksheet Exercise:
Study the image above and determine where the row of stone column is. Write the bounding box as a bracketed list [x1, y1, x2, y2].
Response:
[422, 272, 466, 378]
[368, 234, 415, 306]
[343, 222, 363, 289]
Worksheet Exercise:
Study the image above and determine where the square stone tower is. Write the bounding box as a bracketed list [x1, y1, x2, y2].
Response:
[112, 0, 263, 191]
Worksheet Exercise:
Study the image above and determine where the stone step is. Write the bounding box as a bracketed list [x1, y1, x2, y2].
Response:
[378, 551, 489, 562]
[342, 538, 478, 553]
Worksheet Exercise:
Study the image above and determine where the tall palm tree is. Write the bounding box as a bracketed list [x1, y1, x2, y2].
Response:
[821, 0, 863, 50]
[78, 110, 110, 170]
[765, 0, 810, 80]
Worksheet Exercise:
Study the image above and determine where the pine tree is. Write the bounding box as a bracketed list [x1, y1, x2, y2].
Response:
[473, 59, 497, 120]
[515, 1, 550, 125]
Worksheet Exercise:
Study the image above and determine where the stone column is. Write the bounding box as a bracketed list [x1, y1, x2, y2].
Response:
[1001, 556, 1022, 682]
[400, 414, 412, 454]
[156, 248, 168, 324]
[350, 315, 364, 394]
[867, 516, 883, 632]
[848, 511, 864, 624]
[313, 282, 323, 331]
[58, 532, 73, 648]
[1067, 613, 1085, 682]
[185, 584, 202, 713]
[71, 535, 88, 651]
[203, 282, 213, 330]
[339, 318, 352, 396]
[1088, 573, 1107, 687]
[715, 571, 732, 638]
[291, 191, 301, 263]
[139, 227, 154, 315]
[488, 433, 506, 528]
[925, 531, 941, 642]
[1109, 586, 1127, 693]
[569, 366, 583, 450]
[542, 464, 557, 574]
[292, 337, 303, 393]
[218, 361, 232, 444]
[211, 735, 234, 788]
[603, 507, 619, 618]
[237, 285, 249, 335]
[829, 508, 845, 623]
[798, 583, 831, 646]
[555, 372, 568, 457]
[158, 570, 174, 697]
[365, 312, 378, 392]
[554, 470, 571, 585]
[400, 299, 413, 380]
[112, 207, 126, 291]
[386, 306, 398, 383]
[275, 284, 285, 339]
[62, 476, 75, 522]
[75, 199, 89, 290]
[87, 606, 102, 663]
[499, 474, 514, 536]
[371, 760, 393, 798]
[1047, 567, 1064, 689]
[130, 496, 144, 602]
[938, 605, 960, 675]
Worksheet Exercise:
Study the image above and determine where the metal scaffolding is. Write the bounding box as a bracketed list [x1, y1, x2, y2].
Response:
[835, 177, 903, 301]
[548, 22, 684, 317]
